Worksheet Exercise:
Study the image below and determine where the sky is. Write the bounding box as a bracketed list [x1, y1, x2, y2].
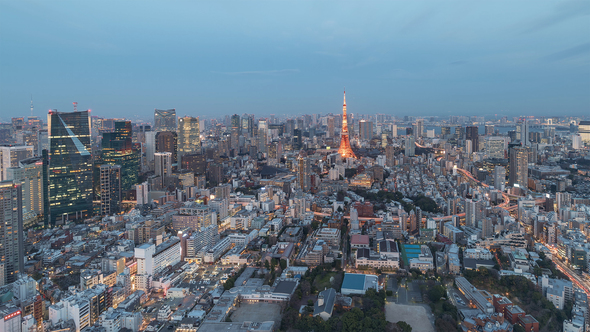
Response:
[0, 1, 589, 121]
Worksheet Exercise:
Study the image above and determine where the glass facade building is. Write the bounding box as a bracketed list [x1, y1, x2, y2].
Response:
[101, 121, 140, 191]
[47, 110, 93, 225]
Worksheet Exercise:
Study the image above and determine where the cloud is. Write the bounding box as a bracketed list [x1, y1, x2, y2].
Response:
[521, 1, 590, 34]
[544, 42, 590, 61]
[212, 69, 300, 75]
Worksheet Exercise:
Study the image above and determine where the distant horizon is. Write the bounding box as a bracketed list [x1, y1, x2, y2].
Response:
[1, 1, 589, 118]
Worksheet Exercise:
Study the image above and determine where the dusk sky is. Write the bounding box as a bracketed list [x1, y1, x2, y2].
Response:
[1, 1, 589, 121]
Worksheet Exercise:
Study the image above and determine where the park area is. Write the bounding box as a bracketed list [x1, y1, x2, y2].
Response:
[385, 302, 435, 332]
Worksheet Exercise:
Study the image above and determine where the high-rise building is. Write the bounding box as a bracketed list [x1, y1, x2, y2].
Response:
[177, 117, 201, 159]
[337, 91, 356, 158]
[391, 124, 398, 138]
[155, 131, 177, 163]
[100, 165, 122, 216]
[493, 166, 506, 191]
[485, 125, 494, 136]
[6, 157, 44, 219]
[465, 126, 479, 152]
[485, 137, 506, 159]
[404, 136, 415, 157]
[136, 182, 149, 206]
[359, 120, 373, 141]
[327, 117, 335, 139]
[101, 121, 140, 191]
[154, 152, 172, 182]
[257, 120, 268, 153]
[441, 126, 451, 138]
[48, 110, 92, 225]
[465, 198, 482, 228]
[509, 146, 529, 188]
[579, 121, 590, 142]
[0, 144, 34, 181]
[0, 181, 24, 285]
[230, 114, 240, 131]
[297, 156, 311, 191]
[516, 120, 530, 146]
[154, 109, 177, 132]
[413, 119, 424, 138]
[482, 218, 493, 238]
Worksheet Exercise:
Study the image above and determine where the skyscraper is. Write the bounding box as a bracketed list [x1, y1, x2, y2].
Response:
[6, 157, 44, 220]
[155, 131, 178, 163]
[579, 121, 590, 143]
[0, 144, 34, 181]
[154, 109, 177, 132]
[101, 121, 140, 191]
[154, 152, 172, 189]
[0, 181, 24, 285]
[404, 135, 415, 157]
[509, 146, 529, 188]
[178, 117, 201, 159]
[465, 126, 479, 152]
[493, 166, 506, 191]
[48, 110, 92, 225]
[359, 120, 373, 141]
[100, 164, 121, 216]
[297, 156, 311, 191]
[230, 114, 240, 131]
[337, 91, 356, 158]
[465, 198, 482, 228]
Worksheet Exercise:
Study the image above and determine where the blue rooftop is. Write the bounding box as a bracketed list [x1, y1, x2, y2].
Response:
[341, 273, 367, 291]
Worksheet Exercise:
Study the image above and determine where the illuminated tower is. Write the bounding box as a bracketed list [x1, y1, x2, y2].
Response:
[337, 91, 356, 159]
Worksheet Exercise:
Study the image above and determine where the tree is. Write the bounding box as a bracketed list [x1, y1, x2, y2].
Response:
[397, 321, 412, 332]
[308, 299, 314, 307]
[280, 259, 287, 270]
[264, 260, 270, 270]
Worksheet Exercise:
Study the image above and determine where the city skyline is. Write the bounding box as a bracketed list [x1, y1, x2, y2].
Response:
[1, 1, 589, 119]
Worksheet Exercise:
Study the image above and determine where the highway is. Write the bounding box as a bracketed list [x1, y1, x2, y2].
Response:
[545, 244, 590, 295]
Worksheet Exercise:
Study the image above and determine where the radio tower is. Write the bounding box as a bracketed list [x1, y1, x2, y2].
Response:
[30, 95, 33, 117]
[73, 102, 78, 112]
[337, 90, 357, 159]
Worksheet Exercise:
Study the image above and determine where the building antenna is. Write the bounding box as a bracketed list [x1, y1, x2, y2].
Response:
[73, 102, 78, 112]
[30, 95, 34, 117]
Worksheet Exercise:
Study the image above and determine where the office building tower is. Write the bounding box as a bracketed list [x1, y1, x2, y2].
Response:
[556, 192, 571, 212]
[441, 126, 451, 138]
[485, 137, 506, 159]
[465, 126, 479, 152]
[327, 117, 335, 139]
[6, 157, 44, 219]
[413, 119, 424, 138]
[516, 120, 530, 146]
[455, 126, 464, 140]
[257, 120, 268, 153]
[482, 218, 493, 238]
[230, 114, 240, 131]
[241, 115, 253, 136]
[154, 109, 177, 132]
[359, 120, 373, 141]
[177, 117, 201, 159]
[100, 165, 122, 216]
[572, 134, 582, 150]
[0, 145, 34, 181]
[465, 198, 482, 228]
[48, 110, 92, 225]
[485, 125, 494, 136]
[0, 181, 24, 285]
[493, 166, 506, 191]
[465, 140, 473, 154]
[509, 146, 529, 188]
[337, 91, 356, 158]
[155, 131, 177, 163]
[293, 129, 303, 150]
[101, 121, 140, 191]
[297, 156, 311, 191]
[154, 152, 172, 188]
[391, 124, 398, 138]
[579, 121, 590, 142]
[136, 182, 149, 206]
[404, 136, 415, 157]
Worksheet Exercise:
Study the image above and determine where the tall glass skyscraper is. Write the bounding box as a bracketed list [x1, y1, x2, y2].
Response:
[0, 180, 24, 285]
[154, 109, 177, 132]
[101, 121, 140, 191]
[178, 117, 201, 160]
[47, 110, 92, 225]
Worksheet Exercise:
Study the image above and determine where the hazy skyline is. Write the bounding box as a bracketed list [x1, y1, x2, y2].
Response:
[1, 1, 589, 120]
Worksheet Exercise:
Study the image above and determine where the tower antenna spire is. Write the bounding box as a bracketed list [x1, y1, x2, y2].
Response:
[30, 95, 33, 117]
[73, 102, 78, 112]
